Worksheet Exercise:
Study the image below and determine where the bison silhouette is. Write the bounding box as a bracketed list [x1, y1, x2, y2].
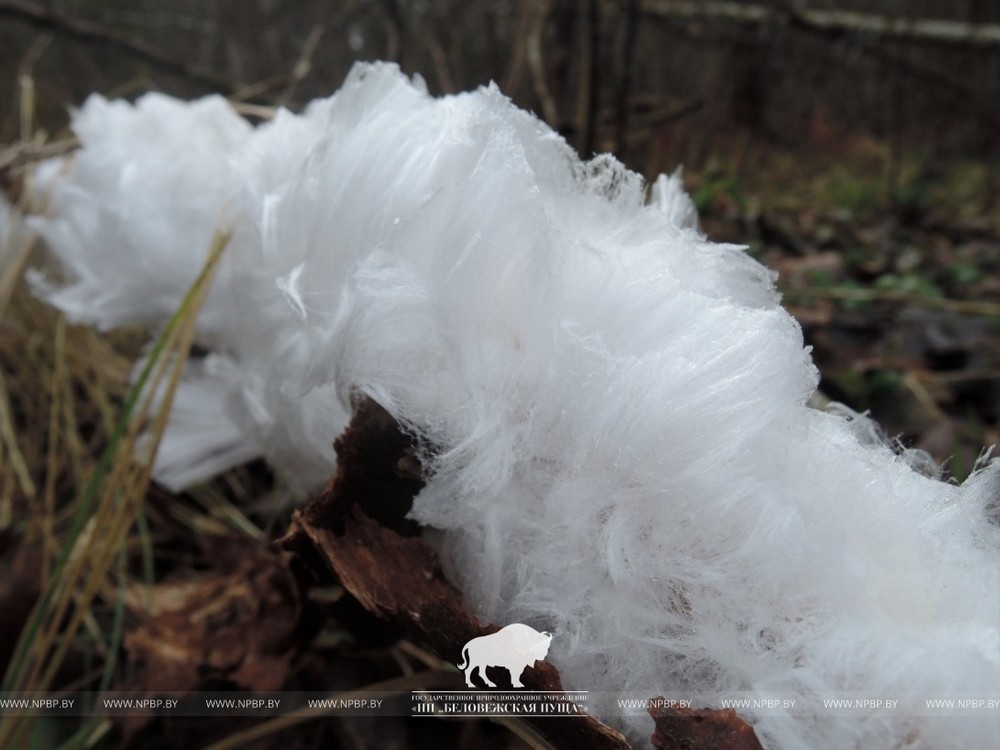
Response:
[457, 623, 553, 688]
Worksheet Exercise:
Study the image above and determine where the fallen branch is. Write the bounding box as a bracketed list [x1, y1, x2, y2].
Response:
[640, 1, 1000, 49]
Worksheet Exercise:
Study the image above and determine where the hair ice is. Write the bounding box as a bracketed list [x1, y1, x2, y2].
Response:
[28, 63, 1000, 749]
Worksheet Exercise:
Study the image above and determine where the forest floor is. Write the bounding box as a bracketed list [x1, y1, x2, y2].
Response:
[694, 144, 999, 480]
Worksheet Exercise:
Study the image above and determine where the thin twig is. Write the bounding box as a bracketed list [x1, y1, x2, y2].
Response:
[525, 0, 558, 126]
[19, 34, 52, 142]
[0, 372, 36, 500]
[502, 3, 530, 94]
[581, 0, 600, 155]
[278, 24, 325, 107]
[424, 27, 455, 94]
[382, 0, 405, 66]
[0, 139, 77, 175]
[572, 0, 592, 154]
[614, 0, 641, 155]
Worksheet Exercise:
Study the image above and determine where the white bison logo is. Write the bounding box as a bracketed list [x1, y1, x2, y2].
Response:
[457, 623, 553, 688]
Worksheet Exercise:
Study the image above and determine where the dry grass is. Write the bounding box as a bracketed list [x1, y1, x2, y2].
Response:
[0, 202, 229, 747]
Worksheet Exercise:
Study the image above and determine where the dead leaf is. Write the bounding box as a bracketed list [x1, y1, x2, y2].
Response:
[123, 539, 299, 693]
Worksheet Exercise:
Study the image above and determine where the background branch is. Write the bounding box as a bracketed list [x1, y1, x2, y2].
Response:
[641, 1, 1000, 48]
[0, 0, 237, 94]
